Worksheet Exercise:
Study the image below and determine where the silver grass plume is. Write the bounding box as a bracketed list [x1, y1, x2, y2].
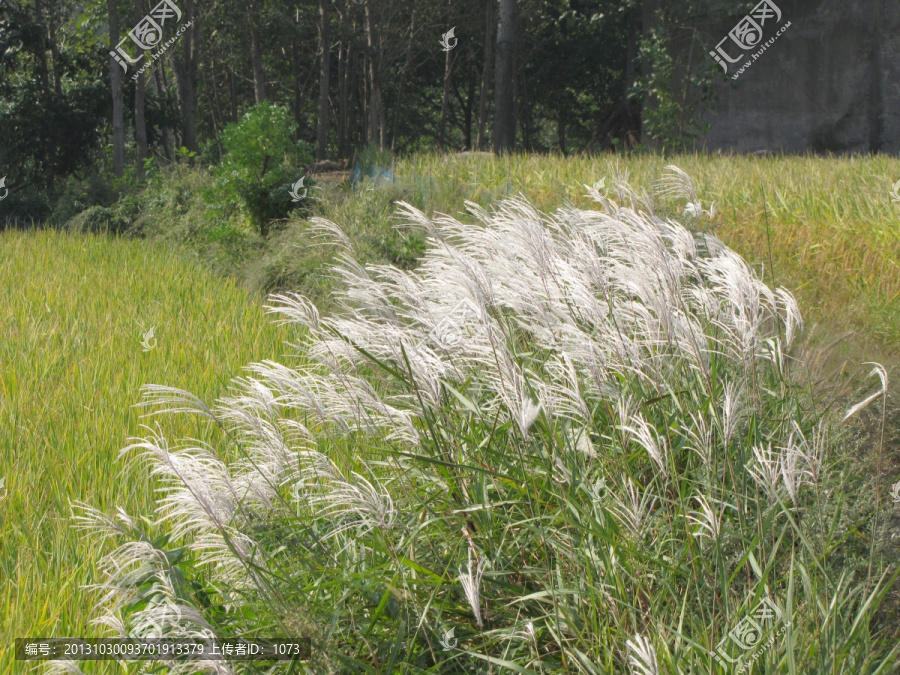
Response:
[84, 166, 807, 664]
[655, 165, 716, 220]
[621, 413, 669, 479]
[608, 479, 658, 539]
[844, 363, 888, 420]
[626, 633, 659, 675]
[458, 548, 488, 629]
[685, 494, 727, 540]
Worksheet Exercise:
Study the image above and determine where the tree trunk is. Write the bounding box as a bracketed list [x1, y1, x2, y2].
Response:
[338, 40, 350, 157]
[439, 47, 455, 149]
[390, 5, 416, 151]
[291, 32, 302, 136]
[133, 0, 148, 178]
[203, 55, 223, 157]
[640, 0, 658, 147]
[172, 0, 198, 153]
[32, 0, 51, 93]
[493, 0, 516, 153]
[363, 0, 384, 149]
[336, 0, 351, 157]
[476, 0, 493, 150]
[228, 65, 238, 123]
[134, 69, 148, 176]
[153, 65, 174, 162]
[463, 69, 475, 149]
[316, 0, 331, 160]
[519, 60, 530, 150]
[45, 6, 63, 95]
[249, 0, 267, 104]
[360, 49, 368, 147]
[108, 0, 125, 178]
[625, 4, 638, 101]
[557, 105, 566, 154]
[621, 3, 641, 148]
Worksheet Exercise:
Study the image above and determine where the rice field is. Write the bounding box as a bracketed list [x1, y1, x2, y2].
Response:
[0, 229, 286, 673]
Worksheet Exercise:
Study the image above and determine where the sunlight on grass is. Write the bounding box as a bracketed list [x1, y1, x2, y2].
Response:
[0, 229, 286, 672]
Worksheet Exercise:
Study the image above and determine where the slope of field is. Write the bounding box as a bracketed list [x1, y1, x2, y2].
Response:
[0, 229, 286, 672]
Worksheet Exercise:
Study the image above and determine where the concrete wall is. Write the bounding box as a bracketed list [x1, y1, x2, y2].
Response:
[699, 0, 899, 154]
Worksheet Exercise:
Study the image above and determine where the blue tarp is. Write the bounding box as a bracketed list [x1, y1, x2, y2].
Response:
[350, 163, 394, 187]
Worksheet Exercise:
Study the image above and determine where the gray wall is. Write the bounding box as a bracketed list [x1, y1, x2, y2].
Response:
[699, 0, 899, 154]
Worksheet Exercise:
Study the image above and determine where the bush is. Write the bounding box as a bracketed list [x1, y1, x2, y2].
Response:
[76, 168, 899, 673]
[49, 174, 122, 227]
[0, 187, 51, 229]
[64, 192, 143, 235]
[209, 102, 314, 236]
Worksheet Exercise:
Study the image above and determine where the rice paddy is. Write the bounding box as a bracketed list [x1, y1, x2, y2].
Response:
[0, 229, 286, 673]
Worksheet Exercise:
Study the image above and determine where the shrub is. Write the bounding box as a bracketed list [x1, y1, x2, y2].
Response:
[75, 168, 899, 673]
[209, 102, 314, 236]
[49, 174, 122, 227]
[0, 187, 52, 229]
[63, 192, 143, 235]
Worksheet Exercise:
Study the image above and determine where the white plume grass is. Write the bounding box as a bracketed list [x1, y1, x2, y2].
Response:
[458, 549, 488, 629]
[844, 363, 888, 420]
[626, 633, 659, 675]
[71, 167, 891, 672]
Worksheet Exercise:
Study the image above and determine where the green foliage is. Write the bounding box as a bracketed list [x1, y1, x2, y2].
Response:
[49, 174, 122, 226]
[632, 28, 715, 151]
[63, 192, 143, 235]
[0, 187, 52, 227]
[355, 144, 394, 175]
[219, 103, 299, 178]
[0, 2, 109, 189]
[208, 102, 314, 236]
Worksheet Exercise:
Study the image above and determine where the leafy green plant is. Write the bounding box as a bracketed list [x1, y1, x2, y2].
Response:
[355, 144, 393, 175]
[48, 174, 122, 226]
[209, 102, 313, 236]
